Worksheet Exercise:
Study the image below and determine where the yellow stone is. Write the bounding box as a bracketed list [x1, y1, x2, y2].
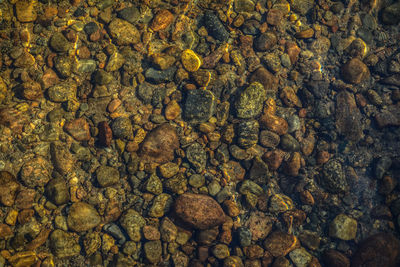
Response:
[8, 251, 37, 267]
[5, 209, 18, 225]
[181, 49, 202, 72]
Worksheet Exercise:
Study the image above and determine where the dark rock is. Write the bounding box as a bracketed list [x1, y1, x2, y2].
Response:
[249, 67, 278, 92]
[341, 58, 370, 84]
[203, 11, 229, 42]
[96, 166, 119, 187]
[50, 230, 81, 258]
[320, 159, 349, 193]
[45, 178, 69, 205]
[186, 142, 207, 173]
[280, 134, 300, 152]
[0, 171, 20, 207]
[254, 31, 277, 52]
[144, 67, 176, 84]
[335, 91, 363, 142]
[184, 89, 216, 123]
[118, 7, 140, 24]
[111, 117, 133, 140]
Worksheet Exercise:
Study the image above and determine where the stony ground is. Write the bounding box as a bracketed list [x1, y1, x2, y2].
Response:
[0, 0, 400, 266]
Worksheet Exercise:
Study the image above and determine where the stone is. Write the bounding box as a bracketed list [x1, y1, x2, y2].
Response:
[250, 67, 278, 92]
[352, 233, 400, 267]
[290, 0, 314, 15]
[172, 251, 189, 267]
[98, 121, 112, 147]
[15, 0, 37, 22]
[119, 209, 146, 241]
[264, 232, 299, 258]
[184, 89, 216, 123]
[144, 240, 162, 263]
[329, 214, 357, 240]
[223, 256, 244, 267]
[335, 91, 363, 141]
[236, 82, 266, 119]
[96, 166, 119, 187]
[322, 249, 350, 267]
[203, 11, 229, 42]
[0, 171, 20, 206]
[20, 156, 51, 188]
[49, 32, 71, 52]
[237, 120, 259, 149]
[0, 223, 13, 239]
[212, 244, 230, 259]
[143, 225, 160, 241]
[160, 217, 177, 242]
[105, 52, 125, 72]
[159, 162, 179, 178]
[54, 56, 73, 78]
[64, 118, 91, 141]
[83, 232, 101, 256]
[148, 193, 173, 217]
[181, 49, 202, 72]
[150, 9, 174, 31]
[280, 134, 300, 152]
[140, 124, 179, 164]
[320, 159, 349, 194]
[50, 143, 75, 176]
[145, 67, 177, 84]
[50, 230, 81, 258]
[67, 202, 101, 232]
[254, 31, 277, 51]
[165, 100, 181, 120]
[108, 18, 140, 45]
[174, 193, 226, 229]
[381, 2, 400, 25]
[238, 227, 252, 247]
[145, 174, 163, 195]
[47, 81, 77, 103]
[289, 247, 313, 267]
[20, 81, 42, 100]
[94, 69, 113, 85]
[269, 194, 294, 213]
[8, 251, 37, 267]
[259, 130, 280, 148]
[341, 58, 370, 84]
[111, 116, 133, 140]
[186, 142, 207, 172]
[45, 178, 69, 205]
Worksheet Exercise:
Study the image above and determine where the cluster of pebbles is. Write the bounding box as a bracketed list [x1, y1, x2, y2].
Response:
[0, 0, 400, 266]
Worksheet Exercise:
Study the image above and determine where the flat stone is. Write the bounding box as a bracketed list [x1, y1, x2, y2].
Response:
[96, 166, 119, 187]
[174, 193, 226, 229]
[184, 89, 216, 123]
[335, 90, 363, 141]
[49, 32, 71, 52]
[108, 18, 140, 45]
[203, 11, 229, 42]
[329, 214, 357, 240]
[236, 82, 266, 119]
[144, 240, 162, 263]
[64, 118, 91, 141]
[249, 67, 278, 92]
[119, 209, 146, 241]
[47, 81, 77, 103]
[67, 202, 101, 232]
[50, 230, 81, 258]
[0, 171, 20, 207]
[263, 231, 299, 257]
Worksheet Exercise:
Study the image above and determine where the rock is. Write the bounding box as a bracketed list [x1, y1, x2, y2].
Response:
[15, 189, 35, 209]
[67, 202, 101, 232]
[341, 58, 370, 84]
[181, 49, 202, 72]
[174, 193, 226, 229]
[54, 56, 73, 78]
[236, 82, 266, 119]
[249, 67, 278, 92]
[0, 171, 20, 206]
[160, 217, 177, 242]
[19, 156, 51, 188]
[111, 116, 133, 140]
[148, 193, 173, 217]
[108, 18, 140, 45]
[140, 124, 179, 164]
[96, 166, 119, 187]
[164, 173, 187, 194]
[263, 231, 299, 257]
[320, 159, 349, 193]
[280, 134, 300, 152]
[295, 28, 314, 39]
[237, 120, 259, 148]
[0, 108, 28, 133]
[186, 142, 207, 172]
[269, 194, 294, 213]
[267, 9, 284, 26]
[144, 66, 177, 84]
[0, 223, 13, 239]
[172, 251, 189, 267]
[212, 244, 230, 259]
[83, 232, 101, 256]
[290, 0, 314, 15]
[223, 256, 244, 267]
[322, 249, 350, 267]
[105, 52, 125, 72]
[20, 81, 42, 100]
[119, 209, 146, 241]
[259, 130, 280, 148]
[151, 53, 176, 70]
[64, 118, 91, 141]
[335, 91, 363, 141]
[238, 227, 252, 247]
[144, 240, 162, 263]
[381, 2, 400, 25]
[150, 9, 174, 31]
[143, 225, 160, 241]
[50, 143, 75, 176]
[289, 247, 313, 267]
[49, 32, 71, 52]
[47, 81, 77, 102]
[254, 31, 277, 51]
[8, 251, 37, 267]
[94, 69, 113, 85]
[98, 121, 112, 147]
[45, 178, 69, 205]
[184, 89, 216, 123]
[375, 105, 400, 128]
[50, 230, 81, 258]
[286, 41, 301, 64]
[329, 214, 357, 240]
[15, 0, 37, 22]
[352, 233, 400, 267]
[145, 174, 162, 195]
[118, 6, 140, 24]
[203, 11, 229, 42]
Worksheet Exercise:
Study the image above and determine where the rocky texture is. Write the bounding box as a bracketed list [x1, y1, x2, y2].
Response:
[67, 202, 101, 232]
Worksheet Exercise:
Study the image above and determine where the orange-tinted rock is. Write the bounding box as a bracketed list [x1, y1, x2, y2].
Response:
[267, 9, 283, 26]
[21, 81, 42, 100]
[281, 210, 306, 227]
[317, 150, 330, 165]
[299, 190, 315, 205]
[223, 200, 240, 217]
[244, 211, 273, 241]
[41, 68, 59, 89]
[17, 209, 34, 224]
[262, 150, 283, 171]
[15, 189, 35, 209]
[139, 124, 179, 164]
[0, 171, 20, 207]
[0, 223, 13, 239]
[98, 121, 112, 147]
[221, 161, 245, 182]
[150, 10, 174, 31]
[263, 231, 299, 257]
[0, 108, 28, 133]
[250, 67, 278, 92]
[64, 118, 91, 141]
[165, 100, 181, 120]
[352, 233, 400, 267]
[341, 58, 370, 84]
[286, 41, 301, 64]
[259, 113, 288, 135]
[174, 193, 226, 230]
[284, 152, 301, 176]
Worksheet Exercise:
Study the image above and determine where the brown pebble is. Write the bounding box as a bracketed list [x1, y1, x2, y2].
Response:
[322, 249, 350, 267]
[263, 231, 300, 257]
[0, 108, 28, 133]
[267, 9, 283, 26]
[250, 67, 278, 92]
[64, 118, 91, 141]
[98, 121, 112, 147]
[150, 9, 174, 32]
[286, 42, 301, 64]
[317, 150, 330, 165]
[0, 223, 13, 239]
[295, 28, 315, 39]
[77, 46, 91, 59]
[21, 81, 42, 100]
[299, 190, 315, 205]
[41, 68, 59, 89]
[143, 225, 161, 240]
[262, 150, 283, 171]
[165, 100, 181, 120]
[0, 171, 20, 207]
[15, 189, 35, 209]
[107, 99, 121, 113]
[17, 209, 35, 225]
[341, 58, 370, 84]
[223, 200, 240, 217]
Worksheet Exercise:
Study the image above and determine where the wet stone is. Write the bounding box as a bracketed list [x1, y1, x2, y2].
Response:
[111, 116, 133, 140]
[67, 202, 101, 232]
[174, 193, 226, 229]
[105, 52, 125, 72]
[160, 217, 177, 242]
[0, 171, 20, 207]
[145, 174, 163, 195]
[269, 194, 294, 213]
[224, 256, 244, 267]
[103, 223, 126, 245]
[186, 142, 207, 173]
[20, 156, 51, 188]
[54, 56, 73, 78]
[250, 67, 278, 92]
[320, 159, 349, 194]
[236, 82, 266, 119]
[336, 91, 363, 142]
[212, 244, 230, 259]
[49, 32, 71, 53]
[118, 6, 140, 24]
[120, 209, 145, 242]
[263, 231, 299, 257]
[144, 240, 162, 264]
[50, 142, 75, 176]
[108, 18, 140, 45]
[203, 11, 229, 42]
[329, 214, 357, 241]
[280, 134, 300, 152]
[148, 193, 173, 218]
[184, 89, 216, 123]
[181, 49, 202, 72]
[96, 166, 119, 187]
[94, 69, 113, 85]
[15, 0, 37, 22]
[375, 156, 392, 180]
[20, 81, 42, 100]
[145, 66, 177, 84]
[289, 247, 313, 267]
[150, 9, 174, 32]
[238, 227, 252, 247]
[98, 121, 112, 147]
[83, 232, 101, 256]
[322, 249, 350, 267]
[237, 120, 259, 149]
[47, 81, 77, 103]
[381, 2, 400, 25]
[64, 118, 91, 141]
[50, 230, 81, 258]
[254, 31, 277, 52]
[341, 58, 370, 84]
[45, 178, 69, 205]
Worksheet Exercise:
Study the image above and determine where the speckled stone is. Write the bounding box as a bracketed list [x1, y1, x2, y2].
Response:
[329, 214, 357, 240]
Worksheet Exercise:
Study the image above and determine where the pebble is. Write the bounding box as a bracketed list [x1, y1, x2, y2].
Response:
[320, 159, 349, 193]
[98, 121, 112, 147]
[50, 142, 75, 176]
[67, 202, 101, 232]
[259, 130, 280, 148]
[254, 31, 277, 52]
[148, 193, 172, 217]
[165, 100, 181, 120]
[144, 66, 177, 83]
[8, 251, 37, 267]
[236, 82, 266, 119]
[244, 212, 273, 241]
[269, 194, 294, 213]
[83, 232, 101, 256]
[341, 58, 370, 84]
[119, 209, 145, 241]
[111, 116, 133, 140]
[96, 166, 119, 187]
[329, 214, 357, 240]
[0, 171, 20, 207]
[174, 193, 226, 229]
[238, 227, 252, 247]
[140, 123, 179, 164]
[50, 230, 81, 258]
[223, 256, 244, 267]
[150, 9, 174, 31]
[184, 89, 216, 123]
[49, 32, 71, 52]
[151, 53, 176, 70]
[250, 67, 278, 92]
[336, 90, 363, 142]
[381, 1, 400, 25]
[160, 217, 177, 242]
[118, 6, 140, 24]
[105, 52, 125, 72]
[172, 251, 189, 267]
[267, 9, 284, 26]
[54, 56, 73, 78]
[94, 69, 113, 85]
[203, 11, 229, 42]
[47, 81, 77, 102]
[20, 156, 51, 188]
[280, 134, 300, 152]
[212, 244, 230, 259]
[108, 18, 140, 45]
[44, 178, 69, 205]
[322, 249, 350, 267]
[145, 174, 162, 195]
[103, 223, 126, 245]
[181, 49, 202, 72]
[295, 28, 315, 39]
[15, 0, 37, 22]
[188, 174, 205, 188]
[64, 118, 91, 141]
[20, 81, 42, 100]
[237, 120, 259, 149]
[263, 231, 299, 257]
[197, 227, 219, 245]
[352, 233, 400, 267]
[144, 240, 162, 264]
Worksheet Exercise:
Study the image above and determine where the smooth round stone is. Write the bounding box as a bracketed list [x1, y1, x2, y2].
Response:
[188, 174, 205, 188]
[320, 160, 349, 194]
[280, 134, 300, 152]
[235, 82, 266, 119]
[144, 67, 177, 84]
[15, 0, 37, 22]
[74, 59, 96, 73]
[259, 130, 280, 148]
[254, 31, 277, 52]
[289, 247, 313, 267]
[106, 52, 125, 72]
[208, 180, 221, 196]
[67, 202, 101, 232]
[181, 49, 202, 72]
[239, 180, 263, 196]
[203, 11, 229, 42]
[50, 230, 81, 258]
[341, 58, 370, 84]
[45, 178, 69, 205]
[212, 244, 230, 259]
[84, 21, 99, 35]
[329, 214, 357, 240]
[49, 32, 71, 52]
[269, 194, 294, 213]
[108, 18, 140, 45]
[47, 82, 76, 103]
[111, 116, 133, 140]
[96, 166, 119, 187]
